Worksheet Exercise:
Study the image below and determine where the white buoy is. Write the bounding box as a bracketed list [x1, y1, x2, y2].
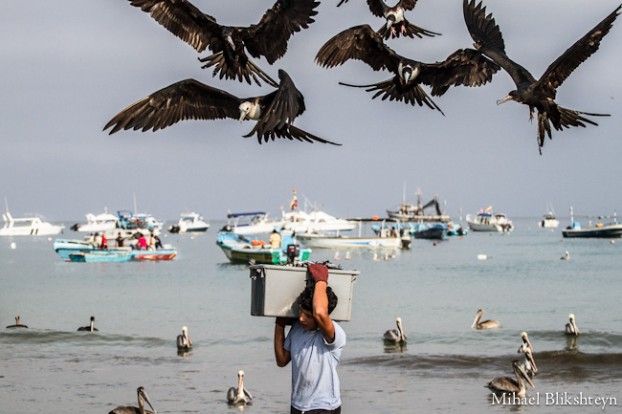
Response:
[10, 242, 16, 249]
[477, 254, 488, 260]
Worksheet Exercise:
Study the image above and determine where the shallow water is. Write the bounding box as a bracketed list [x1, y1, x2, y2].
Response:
[1, 218, 620, 413]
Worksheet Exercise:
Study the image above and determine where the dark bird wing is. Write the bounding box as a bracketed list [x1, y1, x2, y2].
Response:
[418, 48, 500, 96]
[126, 0, 220, 53]
[244, 70, 341, 145]
[463, 0, 535, 89]
[244, 0, 320, 64]
[536, 4, 621, 95]
[103, 79, 241, 134]
[315, 24, 399, 72]
[338, 78, 445, 114]
[247, 69, 306, 136]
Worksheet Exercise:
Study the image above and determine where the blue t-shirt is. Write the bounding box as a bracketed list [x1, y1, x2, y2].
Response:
[284, 321, 346, 411]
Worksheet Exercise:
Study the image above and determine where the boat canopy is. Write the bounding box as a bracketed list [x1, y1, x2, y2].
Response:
[227, 211, 267, 218]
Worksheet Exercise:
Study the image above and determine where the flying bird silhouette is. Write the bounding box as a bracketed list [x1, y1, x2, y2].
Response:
[338, 0, 440, 40]
[315, 24, 499, 114]
[104, 69, 340, 145]
[126, 0, 320, 87]
[463, 0, 621, 154]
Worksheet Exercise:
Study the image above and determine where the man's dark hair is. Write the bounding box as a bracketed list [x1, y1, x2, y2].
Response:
[298, 284, 338, 314]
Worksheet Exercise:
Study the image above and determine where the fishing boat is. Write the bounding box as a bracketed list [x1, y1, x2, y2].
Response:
[386, 189, 451, 223]
[216, 231, 311, 264]
[408, 222, 448, 240]
[0, 210, 64, 236]
[168, 212, 210, 233]
[562, 207, 622, 238]
[299, 219, 410, 249]
[466, 207, 514, 232]
[54, 238, 177, 262]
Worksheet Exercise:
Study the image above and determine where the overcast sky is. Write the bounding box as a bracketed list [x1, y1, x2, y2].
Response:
[1, 0, 622, 223]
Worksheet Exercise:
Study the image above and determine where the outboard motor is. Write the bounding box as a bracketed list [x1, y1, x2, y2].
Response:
[286, 244, 299, 264]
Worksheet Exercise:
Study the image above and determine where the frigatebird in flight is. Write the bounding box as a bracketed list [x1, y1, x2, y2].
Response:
[337, 0, 440, 40]
[126, 0, 320, 87]
[104, 69, 340, 145]
[463, 0, 621, 154]
[315, 24, 499, 114]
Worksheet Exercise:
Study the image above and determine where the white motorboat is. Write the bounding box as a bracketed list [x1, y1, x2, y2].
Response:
[539, 212, 560, 228]
[169, 212, 210, 233]
[281, 210, 357, 233]
[225, 211, 284, 235]
[466, 208, 514, 232]
[0, 210, 64, 236]
[70, 209, 119, 233]
[296, 232, 404, 249]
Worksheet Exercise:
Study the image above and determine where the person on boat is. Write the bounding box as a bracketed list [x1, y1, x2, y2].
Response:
[154, 234, 163, 249]
[149, 233, 157, 250]
[138, 233, 148, 250]
[269, 229, 282, 249]
[390, 226, 398, 238]
[116, 232, 124, 248]
[94, 232, 102, 248]
[100, 233, 108, 249]
[274, 263, 345, 414]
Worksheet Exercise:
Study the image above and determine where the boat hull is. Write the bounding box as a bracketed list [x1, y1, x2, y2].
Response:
[296, 234, 402, 249]
[54, 239, 176, 261]
[562, 224, 622, 238]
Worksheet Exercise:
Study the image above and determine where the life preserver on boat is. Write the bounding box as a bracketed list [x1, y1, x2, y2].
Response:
[251, 240, 266, 247]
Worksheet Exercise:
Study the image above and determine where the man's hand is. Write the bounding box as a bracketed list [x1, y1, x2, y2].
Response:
[308, 263, 329, 283]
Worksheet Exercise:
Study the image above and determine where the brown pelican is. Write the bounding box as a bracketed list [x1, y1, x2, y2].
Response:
[227, 370, 253, 406]
[315, 24, 499, 114]
[463, 0, 621, 154]
[109, 386, 156, 414]
[338, 0, 441, 39]
[487, 360, 535, 398]
[384, 317, 407, 344]
[77, 316, 99, 332]
[471, 309, 501, 330]
[104, 69, 340, 146]
[6, 315, 28, 329]
[520, 331, 534, 352]
[565, 313, 579, 336]
[517, 342, 538, 377]
[126, 0, 319, 87]
[176, 326, 192, 353]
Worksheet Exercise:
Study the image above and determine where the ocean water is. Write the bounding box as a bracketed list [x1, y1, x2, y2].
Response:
[1, 217, 621, 413]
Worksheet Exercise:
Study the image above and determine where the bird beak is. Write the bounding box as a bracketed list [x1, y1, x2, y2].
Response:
[239, 110, 247, 123]
[142, 390, 157, 413]
[517, 363, 535, 388]
[496, 95, 513, 105]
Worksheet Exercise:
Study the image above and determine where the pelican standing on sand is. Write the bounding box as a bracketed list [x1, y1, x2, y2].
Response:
[565, 313, 579, 336]
[487, 360, 535, 398]
[6, 315, 28, 329]
[227, 370, 253, 406]
[384, 317, 407, 344]
[109, 386, 156, 414]
[471, 309, 501, 330]
[77, 316, 98, 332]
[177, 326, 192, 353]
